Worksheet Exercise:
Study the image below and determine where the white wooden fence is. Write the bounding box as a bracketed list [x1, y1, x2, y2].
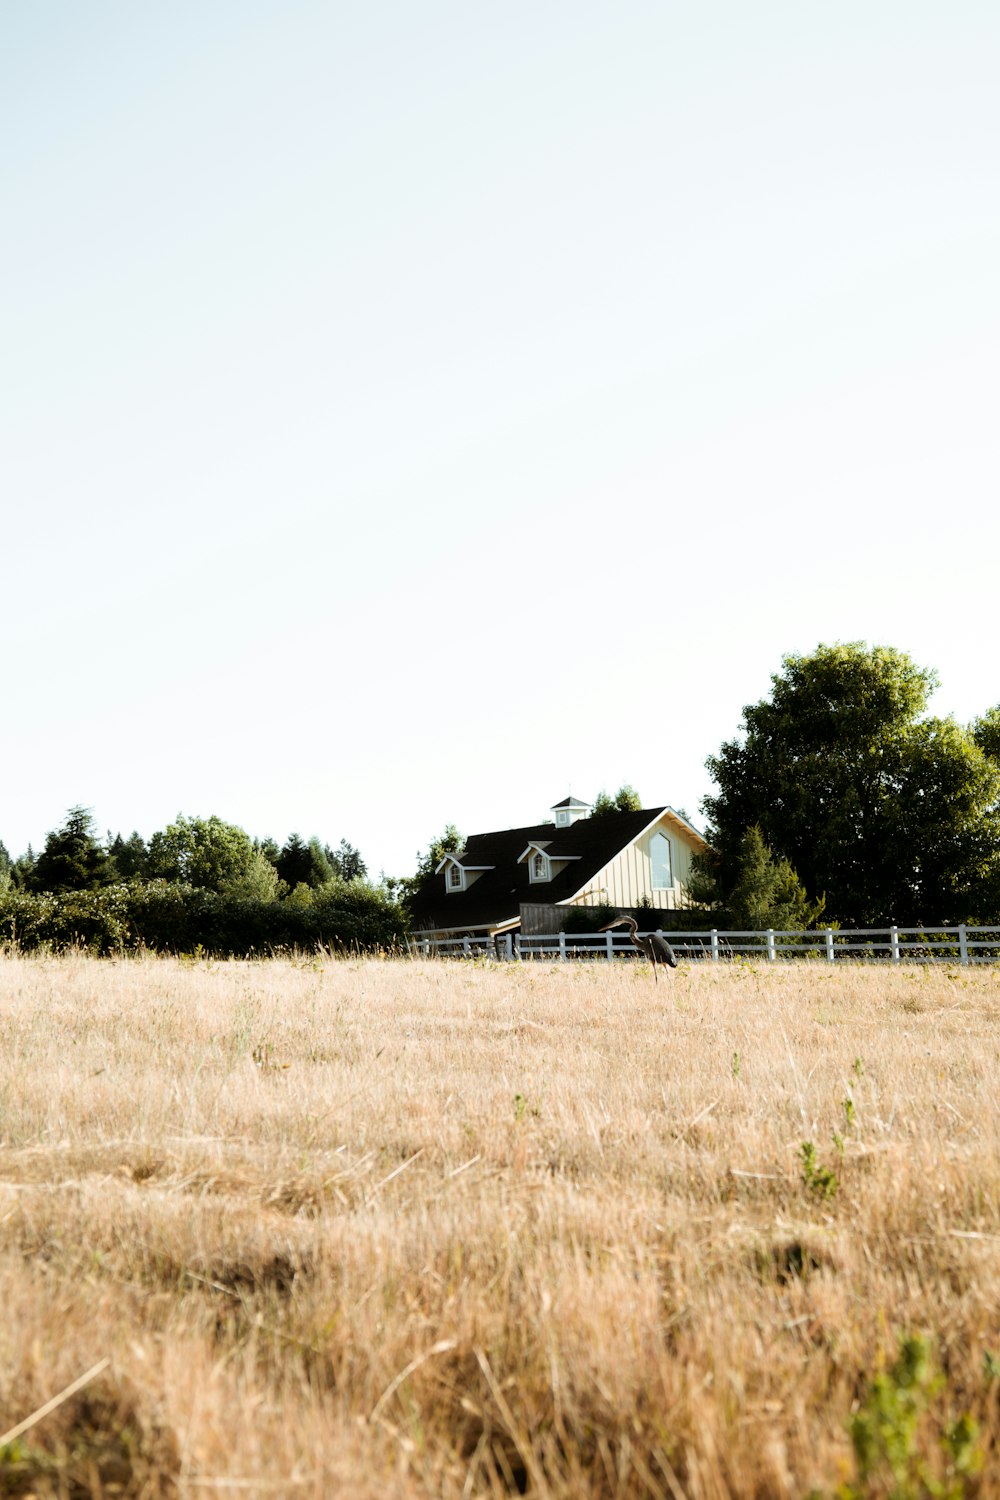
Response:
[410, 925, 1000, 965]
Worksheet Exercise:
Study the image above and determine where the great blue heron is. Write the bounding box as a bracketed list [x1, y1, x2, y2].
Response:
[599, 915, 678, 980]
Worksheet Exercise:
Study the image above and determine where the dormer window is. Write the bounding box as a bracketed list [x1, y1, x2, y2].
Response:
[518, 839, 579, 883]
[436, 853, 495, 893]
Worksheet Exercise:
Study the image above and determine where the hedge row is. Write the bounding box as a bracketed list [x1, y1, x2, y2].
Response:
[0, 880, 407, 957]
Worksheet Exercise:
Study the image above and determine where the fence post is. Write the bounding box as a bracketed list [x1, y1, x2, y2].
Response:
[890, 925, 900, 962]
[514, 933, 521, 961]
[462, 936, 471, 958]
[766, 929, 776, 962]
[825, 928, 835, 963]
[558, 932, 567, 961]
[604, 930, 613, 961]
[711, 929, 719, 961]
[959, 924, 969, 966]
[504, 932, 512, 960]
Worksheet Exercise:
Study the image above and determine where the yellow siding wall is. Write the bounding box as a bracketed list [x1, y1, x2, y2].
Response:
[571, 816, 700, 911]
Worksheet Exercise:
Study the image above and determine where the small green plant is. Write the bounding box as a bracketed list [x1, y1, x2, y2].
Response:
[982, 1350, 1000, 1382]
[843, 1095, 857, 1128]
[731, 1050, 741, 1078]
[837, 1334, 982, 1499]
[832, 1131, 845, 1157]
[513, 1093, 526, 1122]
[800, 1140, 838, 1198]
[853, 1057, 864, 1080]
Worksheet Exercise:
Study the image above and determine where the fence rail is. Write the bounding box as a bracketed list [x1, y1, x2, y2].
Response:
[410, 925, 1000, 965]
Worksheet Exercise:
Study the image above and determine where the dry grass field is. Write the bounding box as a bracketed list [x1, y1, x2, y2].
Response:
[2, 952, 1000, 1498]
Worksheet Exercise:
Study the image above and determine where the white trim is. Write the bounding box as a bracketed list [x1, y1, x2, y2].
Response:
[434, 853, 496, 895]
[661, 805, 708, 845]
[561, 808, 702, 905]
[412, 915, 521, 938]
[518, 839, 582, 884]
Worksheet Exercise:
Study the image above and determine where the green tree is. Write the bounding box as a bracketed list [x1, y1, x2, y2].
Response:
[28, 807, 114, 893]
[148, 815, 279, 900]
[592, 785, 643, 816]
[256, 836, 281, 869]
[9, 846, 36, 890]
[276, 833, 313, 889]
[107, 830, 149, 880]
[276, 835, 340, 890]
[686, 831, 822, 929]
[378, 872, 405, 903]
[327, 838, 366, 881]
[402, 824, 465, 903]
[308, 838, 335, 884]
[971, 705, 1000, 765]
[235, 847, 282, 901]
[0, 839, 10, 891]
[725, 826, 824, 930]
[703, 643, 1000, 926]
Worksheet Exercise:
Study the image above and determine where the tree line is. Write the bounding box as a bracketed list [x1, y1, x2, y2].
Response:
[0, 812, 405, 956]
[4, 643, 998, 952]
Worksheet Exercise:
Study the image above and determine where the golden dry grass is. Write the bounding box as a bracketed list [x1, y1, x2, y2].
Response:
[2, 952, 1000, 1498]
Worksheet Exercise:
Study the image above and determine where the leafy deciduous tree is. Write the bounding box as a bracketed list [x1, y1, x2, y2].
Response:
[148, 815, 279, 900]
[404, 824, 465, 901]
[703, 643, 1000, 926]
[972, 706, 1000, 765]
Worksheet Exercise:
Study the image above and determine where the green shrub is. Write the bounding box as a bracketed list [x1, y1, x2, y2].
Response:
[0, 879, 407, 957]
[837, 1334, 982, 1500]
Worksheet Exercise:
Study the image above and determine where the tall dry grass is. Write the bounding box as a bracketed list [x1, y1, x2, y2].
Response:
[2, 952, 1000, 1497]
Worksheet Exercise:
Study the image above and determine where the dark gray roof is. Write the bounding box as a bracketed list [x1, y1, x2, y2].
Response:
[550, 795, 591, 809]
[409, 808, 669, 932]
[521, 839, 578, 860]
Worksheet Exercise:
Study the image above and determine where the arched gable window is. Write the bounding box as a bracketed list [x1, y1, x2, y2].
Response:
[448, 863, 463, 889]
[532, 852, 548, 881]
[650, 832, 673, 890]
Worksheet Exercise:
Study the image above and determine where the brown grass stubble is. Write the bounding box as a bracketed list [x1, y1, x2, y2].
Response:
[1, 953, 1000, 1497]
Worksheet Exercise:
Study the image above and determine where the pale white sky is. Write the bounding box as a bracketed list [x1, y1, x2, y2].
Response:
[3, 1, 998, 877]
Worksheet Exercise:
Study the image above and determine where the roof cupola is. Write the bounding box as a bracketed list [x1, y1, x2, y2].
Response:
[550, 795, 592, 829]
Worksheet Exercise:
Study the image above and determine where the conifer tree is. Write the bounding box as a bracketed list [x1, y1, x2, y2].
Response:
[29, 807, 113, 892]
